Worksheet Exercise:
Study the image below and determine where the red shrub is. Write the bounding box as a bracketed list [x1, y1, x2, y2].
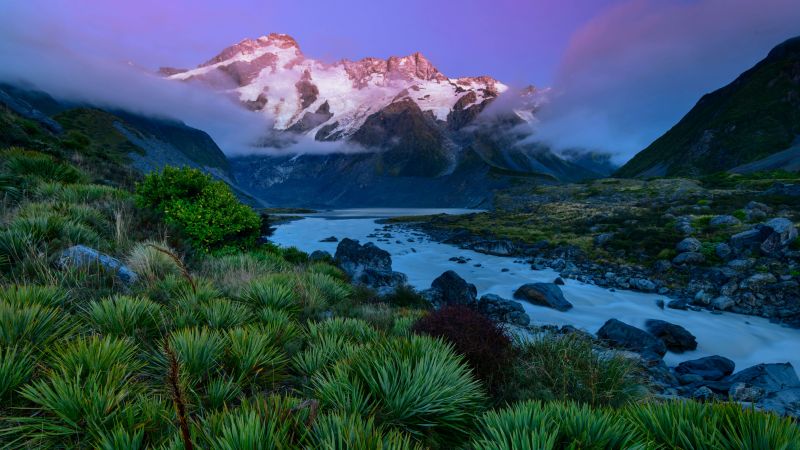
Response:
[412, 306, 513, 394]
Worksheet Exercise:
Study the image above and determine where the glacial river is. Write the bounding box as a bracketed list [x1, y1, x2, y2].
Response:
[271, 209, 800, 373]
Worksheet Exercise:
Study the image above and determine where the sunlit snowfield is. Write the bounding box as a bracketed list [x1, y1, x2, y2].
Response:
[271, 209, 800, 373]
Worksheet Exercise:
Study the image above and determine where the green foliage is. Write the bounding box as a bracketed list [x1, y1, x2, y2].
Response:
[0, 284, 68, 308]
[124, 241, 181, 284]
[135, 166, 260, 251]
[2, 148, 88, 184]
[500, 333, 645, 408]
[238, 276, 300, 316]
[311, 413, 423, 450]
[0, 345, 34, 401]
[50, 335, 142, 377]
[0, 301, 74, 347]
[167, 327, 225, 382]
[84, 295, 163, 339]
[313, 335, 486, 446]
[225, 326, 288, 387]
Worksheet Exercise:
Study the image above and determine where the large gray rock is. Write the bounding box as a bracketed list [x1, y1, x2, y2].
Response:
[725, 363, 800, 417]
[672, 252, 705, 265]
[597, 319, 666, 360]
[645, 319, 697, 353]
[513, 283, 572, 312]
[675, 355, 735, 381]
[676, 237, 702, 253]
[334, 239, 407, 294]
[425, 270, 477, 307]
[760, 218, 798, 255]
[730, 228, 765, 252]
[709, 215, 741, 228]
[477, 294, 530, 326]
[469, 240, 517, 256]
[57, 245, 137, 284]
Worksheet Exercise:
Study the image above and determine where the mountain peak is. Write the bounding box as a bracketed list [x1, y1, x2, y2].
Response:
[201, 33, 301, 67]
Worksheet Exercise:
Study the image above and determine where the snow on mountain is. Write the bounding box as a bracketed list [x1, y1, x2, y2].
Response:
[163, 33, 509, 140]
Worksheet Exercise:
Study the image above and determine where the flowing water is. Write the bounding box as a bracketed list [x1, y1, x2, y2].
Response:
[271, 209, 800, 373]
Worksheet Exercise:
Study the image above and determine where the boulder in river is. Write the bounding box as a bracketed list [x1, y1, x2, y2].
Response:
[675, 355, 735, 381]
[423, 270, 477, 307]
[513, 283, 572, 312]
[645, 319, 697, 352]
[334, 238, 407, 294]
[57, 245, 137, 284]
[597, 319, 666, 360]
[477, 294, 530, 326]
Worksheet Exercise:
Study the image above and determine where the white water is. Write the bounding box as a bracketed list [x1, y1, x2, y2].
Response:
[271, 209, 800, 374]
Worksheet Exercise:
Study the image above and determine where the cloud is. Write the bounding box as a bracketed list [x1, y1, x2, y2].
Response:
[531, 0, 800, 163]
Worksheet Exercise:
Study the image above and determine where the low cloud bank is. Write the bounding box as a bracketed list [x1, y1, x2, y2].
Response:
[530, 0, 800, 163]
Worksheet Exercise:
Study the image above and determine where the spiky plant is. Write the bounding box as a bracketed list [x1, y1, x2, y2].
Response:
[0, 302, 74, 347]
[34, 182, 128, 203]
[6, 365, 141, 447]
[238, 276, 300, 316]
[0, 284, 69, 308]
[716, 402, 800, 449]
[225, 326, 288, 387]
[306, 317, 379, 345]
[624, 400, 721, 449]
[84, 295, 164, 339]
[312, 335, 486, 446]
[201, 376, 242, 412]
[303, 272, 351, 306]
[93, 426, 145, 450]
[194, 395, 315, 449]
[167, 327, 225, 382]
[3, 148, 88, 184]
[49, 335, 142, 377]
[311, 413, 423, 450]
[199, 299, 253, 329]
[0, 345, 34, 401]
[293, 334, 365, 378]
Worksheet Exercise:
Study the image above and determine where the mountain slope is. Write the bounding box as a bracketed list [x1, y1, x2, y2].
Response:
[617, 36, 800, 178]
[0, 84, 240, 188]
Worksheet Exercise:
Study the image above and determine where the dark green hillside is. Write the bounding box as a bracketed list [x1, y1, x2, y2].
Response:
[618, 36, 800, 177]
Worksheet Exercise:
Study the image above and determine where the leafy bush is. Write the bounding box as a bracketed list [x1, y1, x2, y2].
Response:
[413, 306, 512, 393]
[311, 413, 422, 450]
[135, 166, 260, 251]
[84, 295, 163, 338]
[472, 400, 638, 450]
[313, 335, 486, 446]
[500, 332, 645, 408]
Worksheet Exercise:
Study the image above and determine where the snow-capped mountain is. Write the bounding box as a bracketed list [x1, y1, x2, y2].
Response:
[162, 33, 509, 141]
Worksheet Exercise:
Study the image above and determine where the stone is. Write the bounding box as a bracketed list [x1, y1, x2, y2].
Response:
[742, 273, 777, 289]
[514, 283, 573, 312]
[470, 240, 516, 256]
[477, 294, 530, 326]
[760, 218, 798, 255]
[675, 355, 735, 381]
[653, 260, 672, 273]
[676, 237, 702, 253]
[672, 252, 705, 265]
[597, 319, 667, 360]
[594, 232, 615, 247]
[725, 363, 800, 417]
[308, 250, 332, 261]
[709, 215, 741, 228]
[720, 280, 738, 297]
[334, 239, 407, 294]
[745, 201, 771, 221]
[727, 258, 754, 271]
[729, 382, 764, 403]
[630, 278, 657, 292]
[319, 236, 338, 242]
[730, 228, 765, 252]
[427, 270, 477, 307]
[692, 386, 715, 401]
[711, 295, 735, 311]
[57, 245, 137, 284]
[645, 319, 697, 352]
[667, 299, 689, 310]
[554, 277, 565, 285]
[715, 243, 732, 260]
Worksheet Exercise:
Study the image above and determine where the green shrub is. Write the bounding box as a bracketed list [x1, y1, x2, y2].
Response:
[199, 299, 253, 329]
[124, 241, 181, 284]
[500, 332, 645, 408]
[225, 326, 288, 387]
[0, 285, 68, 308]
[306, 317, 379, 345]
[84, 295, 163, 338]
[238, 276, 300, 316]
[0, 345, 34, 401]
[50, 335, 142, 377]
[3, 148, 88, 184]
[0, 302, 74, 347]
[135, 167, 260, 251]
[313, 335, 486, 446]
[311, 413, 422, 450]
[167, 327, 225, 382]
[472, 400, 638, 450]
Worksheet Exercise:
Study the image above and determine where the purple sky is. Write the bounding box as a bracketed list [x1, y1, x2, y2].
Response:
[2, 0, 799, 159]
